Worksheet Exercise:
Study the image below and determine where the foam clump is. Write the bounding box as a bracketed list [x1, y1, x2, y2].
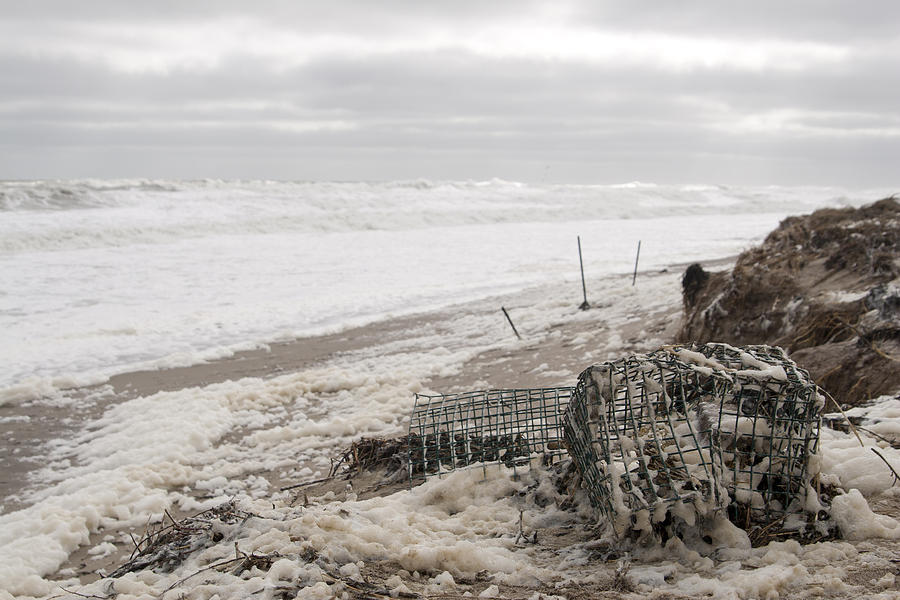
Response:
[830, 489, 900, 540]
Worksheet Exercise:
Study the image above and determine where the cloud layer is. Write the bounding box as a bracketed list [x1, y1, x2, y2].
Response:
[1, 1, 898, 184]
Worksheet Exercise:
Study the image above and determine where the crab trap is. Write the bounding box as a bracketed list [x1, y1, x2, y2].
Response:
[563, 343, 823, 537]
[407, 387, 573, 482]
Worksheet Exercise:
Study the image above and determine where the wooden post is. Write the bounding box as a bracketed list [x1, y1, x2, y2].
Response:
[501, 306, 521, 340]
[578, 236, 590, 310]
[632, 240, 641, 286]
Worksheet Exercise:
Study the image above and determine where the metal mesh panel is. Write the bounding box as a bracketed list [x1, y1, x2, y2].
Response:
[702, 344, 821, 525]
[564, 353, 728, 535]
[563, 343, 821, 535]
[407, 387, 573, 482]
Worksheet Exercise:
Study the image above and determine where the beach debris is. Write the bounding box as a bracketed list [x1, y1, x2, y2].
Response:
[577, 235, 590, 310]
[563, 343, 823, 540]
[407, 387, 573, 481]
[403, 344, 827, 542]
[631, 240, 641, 286]
[330, 435, 409, 477]
[110, 502, 256, 577]
[314, 344, 830, 545]
[501, 306, 522, 339]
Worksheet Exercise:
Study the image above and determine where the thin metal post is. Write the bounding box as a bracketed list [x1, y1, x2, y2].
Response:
[632, 240, 641, 286]
[578, 236, 590, 310]
[501, 306, 521, 340]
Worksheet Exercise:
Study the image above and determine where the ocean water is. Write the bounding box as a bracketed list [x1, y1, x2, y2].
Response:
[0, 179, 887, 400]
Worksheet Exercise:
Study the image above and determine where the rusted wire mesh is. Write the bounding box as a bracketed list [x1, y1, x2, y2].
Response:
[563, 343, 822, 537]
[407, 387, 573, 482]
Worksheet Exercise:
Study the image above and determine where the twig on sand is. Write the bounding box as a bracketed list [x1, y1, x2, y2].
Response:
[111, 502, 256, 579]
[321, 570, 399, 599]
[279, 476, 333, 492]
[749, 515, 788, 547]
[858, 426, 897, 447]
[839, 317, 900, 362]
[129, 514, 154, 561]
[160, 556, 246, 595]
[868, 343, 900, 362]
[871, 448, 900, 486]
[53, 587, 108, 600]
[821, 388, 864, 447]
[160, 549, 279, 596]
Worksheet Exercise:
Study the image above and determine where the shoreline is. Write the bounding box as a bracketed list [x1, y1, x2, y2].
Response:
[3, 256, 738, 407]
[2, 248, 900, 599]
[0, 256, 728, 515]
[1, 255, 741, 404]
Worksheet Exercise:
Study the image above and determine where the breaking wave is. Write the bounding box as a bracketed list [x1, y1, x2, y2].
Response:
[0, 179, 879, 254]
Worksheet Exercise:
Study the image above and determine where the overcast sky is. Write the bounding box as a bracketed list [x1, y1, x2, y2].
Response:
[2, 1, 898, 185]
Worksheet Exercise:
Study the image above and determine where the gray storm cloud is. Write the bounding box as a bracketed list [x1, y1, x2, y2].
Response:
[0, 1, 898, 184]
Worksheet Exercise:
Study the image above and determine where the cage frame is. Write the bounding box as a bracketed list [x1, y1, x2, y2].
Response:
[407, 387, 574, 483]
[563, 343, 822, 531]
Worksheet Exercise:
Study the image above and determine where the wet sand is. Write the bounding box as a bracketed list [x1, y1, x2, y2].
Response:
[0, 259, 709, 514]
[12, 265, 689, 584]
[0, 305, 480, 512]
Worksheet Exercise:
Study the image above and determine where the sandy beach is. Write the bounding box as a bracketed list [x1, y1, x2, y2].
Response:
[0, 262, 692, 586]
[2, 245, 899, 599]
[1, 261, 693, 513]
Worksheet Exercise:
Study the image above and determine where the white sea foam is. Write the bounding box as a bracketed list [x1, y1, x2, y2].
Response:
[0, 270, 679, 595]
[0, 179, 888, 400]
[1, 239, 898, 598]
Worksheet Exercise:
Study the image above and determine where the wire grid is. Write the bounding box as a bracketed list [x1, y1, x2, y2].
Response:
[407, 388, 573, 482]
[564, 343, 821, 532]
[563, 355, 726, 527]
[699, 344, 821, 524]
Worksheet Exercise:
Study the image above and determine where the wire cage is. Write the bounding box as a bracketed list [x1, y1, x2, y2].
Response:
[407, 387, 574, 482]
[563, 343, 822, 537]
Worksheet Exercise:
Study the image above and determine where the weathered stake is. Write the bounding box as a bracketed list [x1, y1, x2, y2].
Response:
[501, 306, 522, 339]
[577, 236, 590, 310]
[632, 240, 642, 286]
